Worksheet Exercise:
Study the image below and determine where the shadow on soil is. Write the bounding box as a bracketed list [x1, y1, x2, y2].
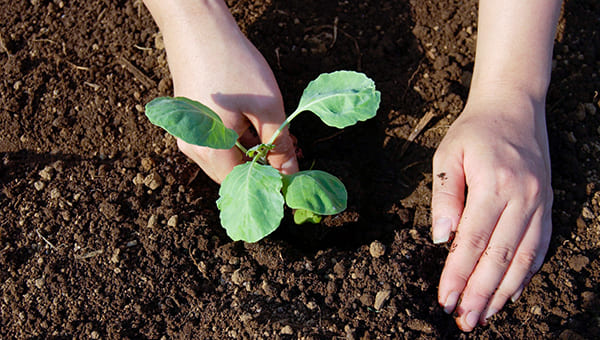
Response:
[234, 0, 434, 254]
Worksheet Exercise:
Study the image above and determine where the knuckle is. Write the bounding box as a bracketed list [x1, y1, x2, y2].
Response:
[513, 249, 538, 268]
[524, 177, 543, 202]
[450, 267, 472, 284]
[461, 230, 490, 253]
[485, 245, 515, 266]
[494, 167, 518, 190]
[465, 284, 494, 303]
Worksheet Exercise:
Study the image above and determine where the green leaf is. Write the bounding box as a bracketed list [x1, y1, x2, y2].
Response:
[294, 71, 381, 128]
[293, 209, 322, 224]
[282, 170, 347, 215]
[145, 96, 239, 149]
[217, 162, 284, 242]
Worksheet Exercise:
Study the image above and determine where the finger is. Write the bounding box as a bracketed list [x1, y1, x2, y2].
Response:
[177, 138, 243, 183]
[250, 115, 298, 175]
[480, 207, 551, 324]
[431, 149, 466, 244]
[437, 187, 505, 315]
[453, 200, 535, 331]
[264, 126, 299, 175]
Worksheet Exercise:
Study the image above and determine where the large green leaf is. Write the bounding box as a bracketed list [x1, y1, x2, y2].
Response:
[282, 170, 347, 215]
[217, 162, 284, 242]
[145, 97, 239, 149]
[294, 71, 381, 128]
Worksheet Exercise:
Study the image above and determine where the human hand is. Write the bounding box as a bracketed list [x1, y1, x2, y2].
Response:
[431, 91, 553, 331]
[145, 0, 298, 183]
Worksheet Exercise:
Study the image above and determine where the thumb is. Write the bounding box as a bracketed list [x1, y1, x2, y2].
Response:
[431, 149, 466, 244]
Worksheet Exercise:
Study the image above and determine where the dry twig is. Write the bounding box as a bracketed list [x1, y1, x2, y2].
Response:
[117, 56, 156, 89]
[397, 110, 436, 158]
[74, 249, 104, 260]
[36, 229, 57, 250]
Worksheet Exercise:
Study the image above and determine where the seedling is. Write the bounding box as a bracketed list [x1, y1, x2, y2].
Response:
[145, 71, 380, 242]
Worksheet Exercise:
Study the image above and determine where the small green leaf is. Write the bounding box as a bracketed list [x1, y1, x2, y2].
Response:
[294, 71, 381, 128]
[282, 170, 347, 215]
[217, 162, 284, 242]
[293, 209, 322, 224]
[145, 97, 239, 149]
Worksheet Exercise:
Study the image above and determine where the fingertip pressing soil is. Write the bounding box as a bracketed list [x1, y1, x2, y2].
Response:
[1, 0, 599, 339]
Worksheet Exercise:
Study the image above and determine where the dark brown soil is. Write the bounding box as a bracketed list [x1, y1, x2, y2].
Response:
[1, 0, 599, 338]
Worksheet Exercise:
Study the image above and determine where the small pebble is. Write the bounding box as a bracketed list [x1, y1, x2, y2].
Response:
[39, 166, 54, 181]
[280, 325, 293, 335]
[167, 215, 178, 228]
[345, 324, 356, 340]
[147, 215, 157, 229]
[582, 206, 594, 219]
[231, 269, 244, 285]
[111, 249, 120, 263]
[141, 157, 155, 171]
[369, 240, 386, 258]
[143, 172, 162, 190]
[374, 289, 392, 310]
[50, 188, 60, 199]
[33, 181, 45, 191]
[360, 293, 374, 307]
[132, 173, 144, 185]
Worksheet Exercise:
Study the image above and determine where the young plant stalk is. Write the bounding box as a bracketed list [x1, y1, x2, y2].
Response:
[145, 70, 380, 243]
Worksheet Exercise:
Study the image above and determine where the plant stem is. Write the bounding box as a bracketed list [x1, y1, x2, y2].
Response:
[235, 141, 248, 155]
[267, 109, 303, 145]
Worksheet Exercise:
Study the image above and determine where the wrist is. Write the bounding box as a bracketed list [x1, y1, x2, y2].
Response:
[469, 68, 551, 106]
[464, 83, 547, 124]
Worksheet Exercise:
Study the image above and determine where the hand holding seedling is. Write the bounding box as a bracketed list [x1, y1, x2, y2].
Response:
[431, 0, 560, 331]
[146, 71, 380, 242]
[143, 0, 298, 183]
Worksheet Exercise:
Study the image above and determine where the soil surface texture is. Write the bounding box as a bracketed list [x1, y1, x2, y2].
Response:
[1, 0, 599, 339]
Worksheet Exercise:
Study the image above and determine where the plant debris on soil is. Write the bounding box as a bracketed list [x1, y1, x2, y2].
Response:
[1, 0, 599, 339]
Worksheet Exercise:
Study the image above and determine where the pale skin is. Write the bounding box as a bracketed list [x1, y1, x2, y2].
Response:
[432, 0, 561, 331]
[143, 0, 299, 183]
[143, 0, 560, 332]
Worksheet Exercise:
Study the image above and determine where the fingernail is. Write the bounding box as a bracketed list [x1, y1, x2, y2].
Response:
[465, 311, 480, 329]
[511, 285, 524, 303]
[432, 217, 452, 244]
[483, 308, 498, 323]
[443, 291, 460, 314]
